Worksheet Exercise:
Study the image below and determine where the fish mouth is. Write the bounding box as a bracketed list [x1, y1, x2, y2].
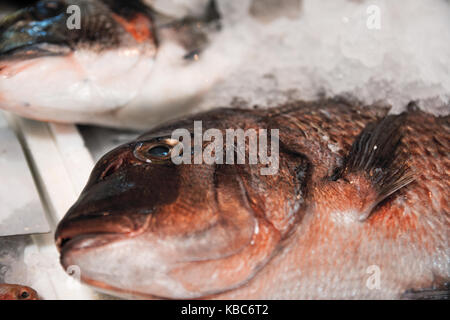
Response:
[57, 231, 165, 300]
[58, 232, 126, 256]
[55, 213, 154, 298]
[55, 207, 272, 299]
[56, 230, 159, 299]
[55, 212, 149, 253]
[0, 41, 71, 61]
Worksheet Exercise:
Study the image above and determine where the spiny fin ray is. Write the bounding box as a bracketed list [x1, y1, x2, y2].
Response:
[333, 114, 415, 221]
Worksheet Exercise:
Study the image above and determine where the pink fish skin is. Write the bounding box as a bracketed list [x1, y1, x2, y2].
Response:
[0, 284, 39, 300]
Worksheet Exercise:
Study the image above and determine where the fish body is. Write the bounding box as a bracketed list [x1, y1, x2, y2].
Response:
[0, 283, 39, 300]
[0, 0, 224, 129]
[55, 99, 449, 299]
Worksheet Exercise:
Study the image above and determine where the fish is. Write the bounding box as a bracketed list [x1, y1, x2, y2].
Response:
[0, 283, 39, 300]
[55, 99, 449, 299]
[0, 0, 223, 129]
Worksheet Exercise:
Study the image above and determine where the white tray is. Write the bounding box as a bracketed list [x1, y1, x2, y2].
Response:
[0, 114, 139, 299]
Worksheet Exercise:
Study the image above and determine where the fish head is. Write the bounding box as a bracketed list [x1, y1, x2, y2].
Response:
[0, 1, 75, 60]
[55, 109, 308, 299]
[0, 284, 39, 300]
[0, 0, 157, 123]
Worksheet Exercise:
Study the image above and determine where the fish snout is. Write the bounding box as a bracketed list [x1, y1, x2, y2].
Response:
[55, 213, 144, 254]
[56, 143, 178, 238]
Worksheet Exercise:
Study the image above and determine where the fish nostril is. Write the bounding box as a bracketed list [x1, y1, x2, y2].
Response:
[100, 158, 123, 180]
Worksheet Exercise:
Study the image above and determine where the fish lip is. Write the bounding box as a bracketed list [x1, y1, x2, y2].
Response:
[78, 276, 238, 300]
[56, 232, 186, 300]
[78, 274, 169, 300]
[55, 209, 151, 253]
[58, 232, 124, 253]
[0, 42, 71, 61]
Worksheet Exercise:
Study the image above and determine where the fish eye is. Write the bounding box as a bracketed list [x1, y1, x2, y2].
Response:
[147, 145, 171, 158]
[19, 290, 30, 299]
[133, 139, 179, 163]
[34, 1, 65, 20]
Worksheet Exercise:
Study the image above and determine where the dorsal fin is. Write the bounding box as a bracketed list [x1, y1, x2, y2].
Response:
[332, 114, 415, 221]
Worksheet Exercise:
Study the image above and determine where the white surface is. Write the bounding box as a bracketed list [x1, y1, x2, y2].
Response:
[0, 112, 50, 236]
[1, 116, 100, 299]
[78, 126, 140, 162]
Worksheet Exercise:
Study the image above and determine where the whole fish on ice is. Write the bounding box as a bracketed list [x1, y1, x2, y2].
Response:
[0, 0, 222, 129]
[55, 99, 449, 299]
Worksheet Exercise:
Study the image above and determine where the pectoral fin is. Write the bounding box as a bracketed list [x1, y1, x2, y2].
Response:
[331, 114, 415, 221]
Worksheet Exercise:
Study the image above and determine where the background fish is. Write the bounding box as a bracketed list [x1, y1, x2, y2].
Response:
[0, 283, 39, 300]
[0, 0, 223, 128]
[1, 0, 449, 129]
[55, 100, 449, 299]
